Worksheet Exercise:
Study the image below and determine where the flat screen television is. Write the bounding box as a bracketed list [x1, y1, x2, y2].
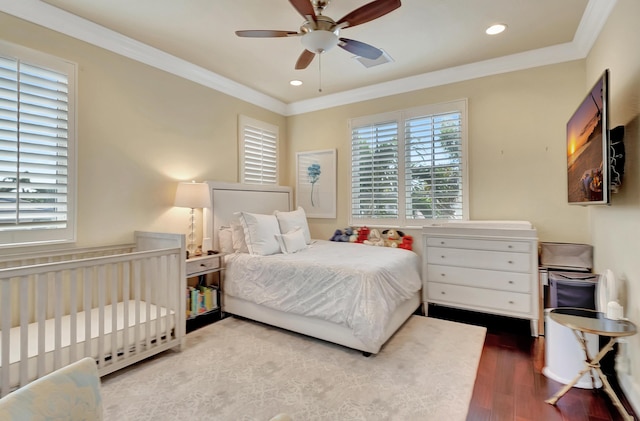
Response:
[566, 69, 610, 205]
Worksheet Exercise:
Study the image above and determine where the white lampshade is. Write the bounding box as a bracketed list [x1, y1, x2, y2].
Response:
[301, 30, 338, 54]
[174, 182, 210, 209]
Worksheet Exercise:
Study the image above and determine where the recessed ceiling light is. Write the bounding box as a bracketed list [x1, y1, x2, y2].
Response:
[486, 24, 507, 35]
[290, 80, 303, 86]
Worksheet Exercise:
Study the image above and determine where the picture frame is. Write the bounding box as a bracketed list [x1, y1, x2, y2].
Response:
[296, 149, 336, 218]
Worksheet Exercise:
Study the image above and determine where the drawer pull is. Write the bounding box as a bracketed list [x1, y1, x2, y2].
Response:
[441, 256, 445, 259]
[440, 241, 445, 245]
[508, 260, 513, 264]
[508, 280, 514, 284]
[441, 291, 446, 295]
[200, 263, 207, 267]
[508, 245, 513, 249]
[508, 300, 514, 304]
[440, 273, 445, 277]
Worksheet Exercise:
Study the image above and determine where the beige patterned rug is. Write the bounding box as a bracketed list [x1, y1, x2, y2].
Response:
[101, 315, 486, 421]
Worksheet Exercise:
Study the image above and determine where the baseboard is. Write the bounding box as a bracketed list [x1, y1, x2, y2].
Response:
[618, 372, 640, 416]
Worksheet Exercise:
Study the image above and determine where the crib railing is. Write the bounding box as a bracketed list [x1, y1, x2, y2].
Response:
[0, 232, 186, 398]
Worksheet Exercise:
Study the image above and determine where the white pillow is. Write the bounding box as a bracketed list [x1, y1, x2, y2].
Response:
[275, 228, 308, 254]
[218, 226, 234, 254]
[230, 222, 249, 253]
[237, 212, 282, 256]
[274, 207, 311, 245]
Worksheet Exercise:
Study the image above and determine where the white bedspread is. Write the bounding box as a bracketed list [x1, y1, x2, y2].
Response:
[224, 240, 422, 349]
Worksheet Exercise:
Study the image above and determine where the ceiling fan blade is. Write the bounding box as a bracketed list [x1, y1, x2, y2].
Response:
[338, 38, 383, 60]
[336, 0, 401, 28]
[235, 30, 299, 38]
[295, 49, 316, 70]
[289, 0, 316, 21]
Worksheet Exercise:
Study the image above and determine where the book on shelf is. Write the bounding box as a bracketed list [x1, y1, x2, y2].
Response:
[186, 285, 218, 318]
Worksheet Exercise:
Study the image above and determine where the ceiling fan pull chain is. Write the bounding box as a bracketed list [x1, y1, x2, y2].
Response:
[318, 54, 323, 93]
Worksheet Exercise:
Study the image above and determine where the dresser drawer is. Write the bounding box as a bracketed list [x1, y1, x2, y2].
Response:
[427, 282, 531, 314]
[426, 264, 531, 293]
[186, 255, 221, 276]
[426, 247, 531, 272]
[426, 237, 531, 253]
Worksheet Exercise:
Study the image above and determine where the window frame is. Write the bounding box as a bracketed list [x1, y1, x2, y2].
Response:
[238, 115, 279, 185]
[0, 40, 77, 247]
[349, 99, 468, 228]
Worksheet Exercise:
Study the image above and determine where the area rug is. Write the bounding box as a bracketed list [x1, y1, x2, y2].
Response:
[101, 315, 486, 421]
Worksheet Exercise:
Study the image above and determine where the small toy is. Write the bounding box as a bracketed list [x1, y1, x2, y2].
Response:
[356, 226, 370, 243]
[398, 235, 414, 251]
[382, 229, 404, 248]
[364, 228, 385, 246]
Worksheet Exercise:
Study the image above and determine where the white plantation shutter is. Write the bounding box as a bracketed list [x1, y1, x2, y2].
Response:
[0, 42, 76, 246]
[239, 115, 278, 185]
[350, 118, 399, 222]
[350, 100, 467, 226]
[404, 110, 464, 220]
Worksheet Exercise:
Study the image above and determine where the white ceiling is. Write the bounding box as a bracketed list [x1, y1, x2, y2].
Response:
[0, 0, 615, 115]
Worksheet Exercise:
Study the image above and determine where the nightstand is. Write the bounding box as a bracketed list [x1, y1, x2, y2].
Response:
[185, 253, 225, 329]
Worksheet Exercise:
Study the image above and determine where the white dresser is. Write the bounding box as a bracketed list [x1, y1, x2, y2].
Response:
[422, 221, 539, 336]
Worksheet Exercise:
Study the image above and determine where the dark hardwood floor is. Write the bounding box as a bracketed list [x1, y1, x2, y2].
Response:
[427, 305, 636, 421]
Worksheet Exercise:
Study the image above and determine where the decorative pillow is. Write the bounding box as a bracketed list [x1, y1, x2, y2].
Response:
[237, 212, 282, 256]
[218, 226, 234, 254]
[230, 222, 249, 253]
[274, 207, 311, 244]
[275, 228, 308, 254]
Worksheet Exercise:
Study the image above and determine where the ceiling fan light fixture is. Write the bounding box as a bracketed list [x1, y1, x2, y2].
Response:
[301, 30, 339, 54]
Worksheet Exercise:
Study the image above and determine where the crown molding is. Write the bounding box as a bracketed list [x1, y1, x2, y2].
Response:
[0, 0, 615, 117]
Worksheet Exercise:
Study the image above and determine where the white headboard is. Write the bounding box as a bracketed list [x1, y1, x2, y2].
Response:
[203, 182, 293, 251]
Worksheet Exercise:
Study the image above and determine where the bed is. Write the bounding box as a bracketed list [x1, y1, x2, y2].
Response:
[0, 231, 186, 397]
[203, 182, 422, 355]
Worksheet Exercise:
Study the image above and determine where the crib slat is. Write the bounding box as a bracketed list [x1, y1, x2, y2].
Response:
[69, 269, 78, 362]
[19, 277, 29, 388]
[122, 262, 130, 360]
[36, 274, 47, 379]
[84, 267, 92, 359]
[111, 263, 118, 365]
[1, 278, 11, 397]
[133, 260, 141, 356]
[144, 258, 152, 351]
[54, 271, 63, 370]
[97, 265, 106, 367]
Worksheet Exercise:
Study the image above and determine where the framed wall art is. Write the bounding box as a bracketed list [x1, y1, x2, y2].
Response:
[296, 149, 336, 218]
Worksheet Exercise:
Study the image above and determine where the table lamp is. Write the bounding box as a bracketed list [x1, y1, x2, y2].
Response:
[174, 181, 210, 256]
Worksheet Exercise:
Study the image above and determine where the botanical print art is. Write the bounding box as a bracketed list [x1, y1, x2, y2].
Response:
[296, 149, 336, 218]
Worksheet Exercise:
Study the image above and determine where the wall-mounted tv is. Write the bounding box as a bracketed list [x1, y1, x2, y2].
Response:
[567, 69, 610, 205]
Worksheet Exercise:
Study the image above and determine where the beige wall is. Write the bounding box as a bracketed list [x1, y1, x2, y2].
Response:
[0, 13, 287, 249]
[288, 63, 591, 243]
[586, 0, 640, 410]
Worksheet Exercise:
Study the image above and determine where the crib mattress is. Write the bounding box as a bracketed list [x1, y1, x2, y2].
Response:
[0, 300, 175, 388]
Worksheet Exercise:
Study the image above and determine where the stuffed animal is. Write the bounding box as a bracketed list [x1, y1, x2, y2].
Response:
[330, 229, 343, 242]
[349, 228, 358, 242]
[398, 235, 413, 251]
[364, 228, 385, 246]
[382, 229, 404, 248]
[356, 226, 370, 243]
[330, 229, 350, 242]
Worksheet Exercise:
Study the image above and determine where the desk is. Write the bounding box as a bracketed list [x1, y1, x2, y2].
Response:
[545, 308, 637, 420]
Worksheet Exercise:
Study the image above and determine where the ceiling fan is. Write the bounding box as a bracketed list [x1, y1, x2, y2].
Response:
[235, 0, 401, 70]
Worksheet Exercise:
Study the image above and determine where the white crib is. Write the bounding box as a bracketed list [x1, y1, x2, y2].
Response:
[0, 231, 186, 397]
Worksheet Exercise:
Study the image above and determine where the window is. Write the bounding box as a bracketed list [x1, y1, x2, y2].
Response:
[350, 99, 468, 227]
[238, 115, 278, 185]
[0, 41, 76, 246]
